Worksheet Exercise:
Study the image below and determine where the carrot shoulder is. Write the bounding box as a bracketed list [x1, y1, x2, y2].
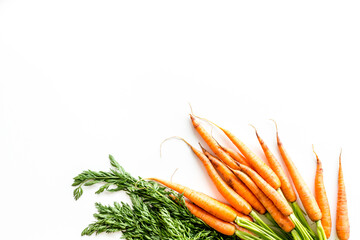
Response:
[336, 153, 350, 240]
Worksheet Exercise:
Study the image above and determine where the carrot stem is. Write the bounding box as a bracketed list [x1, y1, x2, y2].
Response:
[291, 230, 302, 240]
[277, 188, 316, 238]
[235, 217, 282, 240]
[250, 211, 275, 235]
[316, 220, 327, 240]
[291, 201, 317, 239]
[235, 230, 262, 240]
[289, 214, 314, 240]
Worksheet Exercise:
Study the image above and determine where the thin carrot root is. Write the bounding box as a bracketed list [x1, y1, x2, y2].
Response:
[160, 136, 193, 158]
[313, 145, 332, 239]
[336, 150, 350, 240]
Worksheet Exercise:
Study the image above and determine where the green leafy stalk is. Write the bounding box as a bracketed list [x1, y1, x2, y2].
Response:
[73, 155, 237, 240]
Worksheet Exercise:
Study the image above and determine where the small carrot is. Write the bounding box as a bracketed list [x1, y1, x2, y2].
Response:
[193, 115, 281, 189]
[184, 200, 236, 236]
[231, 168, 295, 233]
[149, 178, 238, 222]
[238, 163, 293, 216]
[336, 151, 350, 240]
[274, 122, 326, 240]
[190, 115, 241, 171]
[313, 146, 332, 238]
[275, 124, 322, 222]
[201, 146, 266, 215]
[250, 124, 297, 203]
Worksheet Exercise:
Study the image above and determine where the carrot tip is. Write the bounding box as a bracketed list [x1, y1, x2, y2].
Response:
[188, 102, 194, 116]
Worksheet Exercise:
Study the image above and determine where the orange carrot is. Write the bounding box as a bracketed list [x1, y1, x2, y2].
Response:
[275, 124, 322, 222]
[194, 116, 281, 189]
[231, 168, 295, 233]
[336, 151, 350, 240]
[149, 178, 238, 222]
[201, 146, 266, 215]
[251, 125, 297, 203]
[238, 163, 293, 216]
[184, 200, 236, 236]
[219, 144, 251, 167]
[313, 146, 332, 238]
[190, 115, 241, 171]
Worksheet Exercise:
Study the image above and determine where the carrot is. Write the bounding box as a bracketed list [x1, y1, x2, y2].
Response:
[219, 144, 251, 167]
[231, 168, 295, 233]
[189, 115, 241, 171]
[313, 146, 332, 238]
[274, 122, 326, 240]
[184, 200, 236, 236]
[250, 124, 297, 203]
[193, 115, 281, 189]
[238, 163, 293, 216]
[149, 178, 238, 222]
[201, 146, 266, 215]
[336, 151, 350, 240]
[274, 125, 321, 222]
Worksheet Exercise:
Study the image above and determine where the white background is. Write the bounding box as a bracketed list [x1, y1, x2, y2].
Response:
[0, 1, 359, 239]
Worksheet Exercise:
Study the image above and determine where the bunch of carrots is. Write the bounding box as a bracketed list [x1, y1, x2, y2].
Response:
[152, 113, 349, 240]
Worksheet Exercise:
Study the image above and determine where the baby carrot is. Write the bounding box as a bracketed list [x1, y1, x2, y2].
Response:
[201, 146, 266, 215]
[313, 146, 332, 239]
[274, 123, 326, 240]
[275, 126, 322, 221]
[184, 200, 236, 236]
[336, 151, 350, 240]
[194, 115, 281, 189]
[190, 115, 241, 171]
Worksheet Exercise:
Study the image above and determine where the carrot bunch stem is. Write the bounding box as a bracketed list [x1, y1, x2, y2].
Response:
[289, 214, 314, 240]
[264, 213, 293, 240]
[250, 211, 274, 235]
[235, 217, 283, 240]
[316, 220, 327, 240]
[235, 230, 262, 240]
[292, 201, 317, 239]
[291, 230, 302, 240]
